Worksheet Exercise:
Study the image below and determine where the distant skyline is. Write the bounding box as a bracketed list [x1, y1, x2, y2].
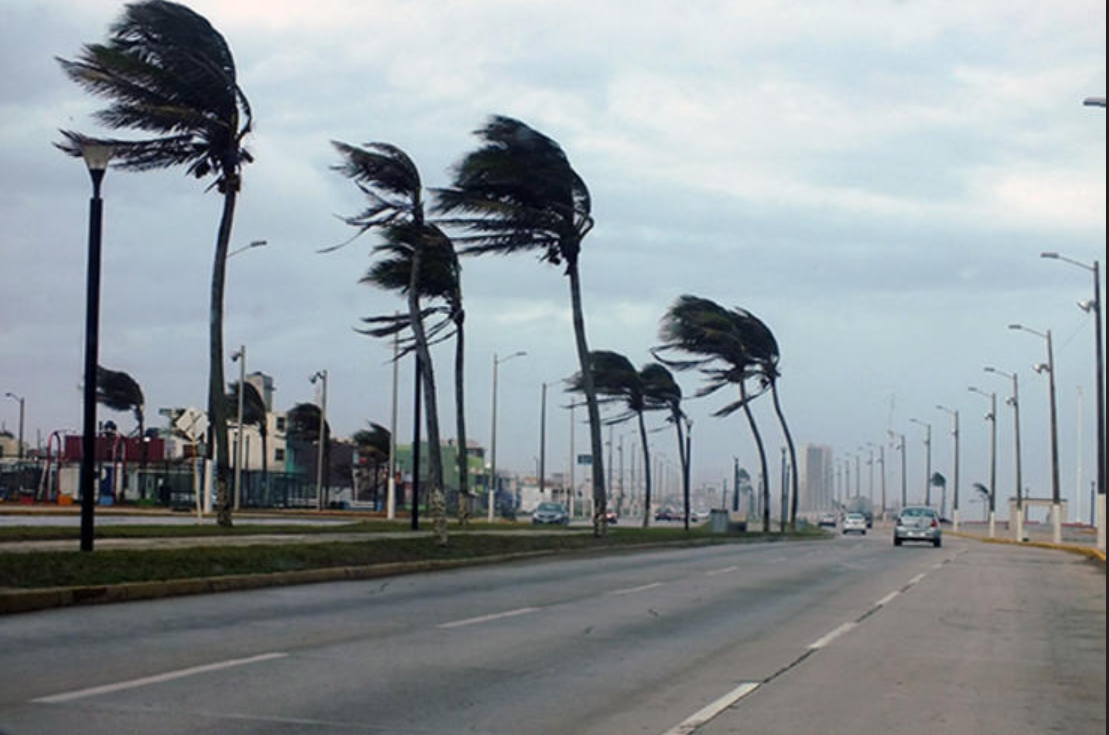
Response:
[1, 1, 1104, 516]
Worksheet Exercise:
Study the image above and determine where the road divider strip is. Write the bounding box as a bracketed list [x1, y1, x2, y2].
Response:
[660, 682, 760, 735]
[438, 606, 539, 629]
[32, 652, 288, 704]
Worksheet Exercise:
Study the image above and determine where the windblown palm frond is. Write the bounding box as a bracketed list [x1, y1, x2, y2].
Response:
[96, 365, 144, 433]
[56, 0, 252, 187]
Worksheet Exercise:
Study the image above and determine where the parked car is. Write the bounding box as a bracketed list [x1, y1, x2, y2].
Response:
[655, 507, 679, 521]
[531, 502, 570, 525]
[604, 509, 618, 525]
[894, 506, 942, 547]
[842, 512, 868, 534]
[818, 512, 837, 527]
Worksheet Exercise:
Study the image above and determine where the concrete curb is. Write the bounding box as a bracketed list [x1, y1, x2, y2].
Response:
[950, 531, 1106, 563]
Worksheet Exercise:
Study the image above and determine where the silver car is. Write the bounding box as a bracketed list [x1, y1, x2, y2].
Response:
[842, 513, 868, 534]
[894, 506, 942, 547]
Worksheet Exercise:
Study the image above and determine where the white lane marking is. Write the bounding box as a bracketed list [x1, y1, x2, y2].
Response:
[875, 590, 900, 607]
[907, 572, 927, 586]
[660, 682, 761, 735]
[33, 652, 288, 704]
[931, 563, 944, 570]
[705, 566, 739, 576]
[438, 606, 539, 629]
[609, 582, 663, 596]
[808, 622, 857, 650]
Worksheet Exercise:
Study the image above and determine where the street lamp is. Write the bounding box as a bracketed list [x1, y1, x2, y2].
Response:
[968, 387, 998, 538]
[310, 369, 328, 511]
[1084, 97, 1107, 108]
[909, 418, 932, 507]
[489, 351, 526, 522]
[77, 141, 112, 552]
[1010, 323, 1063, 543]
[986, 366, 1024, 541]
[1041, 251, 1104, 551]
[231, 347, 246, 511]
[3, 392, 24, 461]
[891, 432, 907, 511]
[936, 405, 960, 530]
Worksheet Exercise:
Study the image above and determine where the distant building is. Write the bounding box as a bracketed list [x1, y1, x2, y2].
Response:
[800, 444, 834, 512]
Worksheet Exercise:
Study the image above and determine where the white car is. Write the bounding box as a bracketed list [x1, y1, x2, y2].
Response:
[842, 513, 868, 535]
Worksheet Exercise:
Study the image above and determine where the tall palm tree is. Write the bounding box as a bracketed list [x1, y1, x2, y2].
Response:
[656, 295, 774, 532]
[729, 308, 800, 531]
[640, 363, 687, 528]
[330, 141, 449, 544]
[58, 0, 253, 527]
[435, 116, 607, 535]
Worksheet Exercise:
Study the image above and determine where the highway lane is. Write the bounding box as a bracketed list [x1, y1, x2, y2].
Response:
[0, 531, 1102, 734]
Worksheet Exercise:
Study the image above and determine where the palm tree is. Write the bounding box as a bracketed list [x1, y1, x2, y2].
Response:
[353, 423, 391, 507]
[286, 402, 332, 507]
[435, 116, 607, 535]
[58, 0, 254, 527]
[656, 295, 774, 533]
[330, 141, 449, 544]
[95, 365, 144, 440]
[568, 351, 667, 528]
[640, 363, 687, 528]
[729, 308, 800, 531]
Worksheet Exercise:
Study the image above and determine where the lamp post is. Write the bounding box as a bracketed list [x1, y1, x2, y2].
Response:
[986, 366, 1024, 541]
[310, 370, 328, 511]
[489, 351, 525, 522]
[1010, 324, 1063, 543]
[893, 432, 907, 511]
[539, 381, 548, 500]
[231, 346, 246, 511]
[910, 418, 932, 507]
[937, 405, 960, 530]
[3, 392, 24, 461]
[76, 142, 112, 552]
[968, 388, 998, 537]
[1041, 251, 1104, 551]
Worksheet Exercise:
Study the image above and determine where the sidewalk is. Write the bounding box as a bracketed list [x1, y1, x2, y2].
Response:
[950, 521, 1105, 562]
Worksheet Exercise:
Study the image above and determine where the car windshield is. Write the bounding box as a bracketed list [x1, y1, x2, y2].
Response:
[537, 503, 563, 512]
[902, 508, 935, 517]
[846, 514, 864, 520]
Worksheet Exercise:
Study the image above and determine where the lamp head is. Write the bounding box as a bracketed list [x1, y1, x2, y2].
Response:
[1033, 363, 1050, 374]
[1008, 323, 1022, 331]
[1040, 251, 1059, 260]
[80, 141, 113, 172]
[1078, 299, 1096, 313]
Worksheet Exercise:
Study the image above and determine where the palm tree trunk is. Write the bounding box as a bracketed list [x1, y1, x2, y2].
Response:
[739, 379, 770, 533]
[407, 245, 447, 546]
[770, 381, 800, 531]
[210, 187, 238, 527]
[675, 416, 689, 531]
[454, 308, 470, 527]
[566, 259, 606, 536]
[638, 411, 652, 528]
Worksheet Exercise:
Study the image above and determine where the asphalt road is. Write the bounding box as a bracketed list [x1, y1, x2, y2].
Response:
[0, 532, 1103, 734]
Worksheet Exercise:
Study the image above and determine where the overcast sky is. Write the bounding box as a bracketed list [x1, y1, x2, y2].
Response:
[1, 0, 1104, 514]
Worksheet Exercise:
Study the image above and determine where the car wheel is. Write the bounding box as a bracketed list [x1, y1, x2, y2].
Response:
[894, 537, 902, 546]
[934, 538, 942, 548]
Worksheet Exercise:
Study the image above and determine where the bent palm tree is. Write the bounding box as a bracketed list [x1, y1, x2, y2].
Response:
[656, 295, 774, 532]
[353, 423, 391, 506]
[640, 363, 687, 528]
[729, 308, 800, 531]
[287, 402, 332, 506]
[330, 140, 449, 544]
[227, 380, 268, 502]
[96, 365, 144, 439]
[568, 351, 660, 527]
[58, 0, 253, 527]
[436, 116, 607, 535]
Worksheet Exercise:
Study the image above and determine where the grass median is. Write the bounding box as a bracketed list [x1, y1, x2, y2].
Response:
[0, 526, 829, 590]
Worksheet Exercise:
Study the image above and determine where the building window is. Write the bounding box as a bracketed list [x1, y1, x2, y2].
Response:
[274, 448, 285, 462]
[275, 417, 286, 432]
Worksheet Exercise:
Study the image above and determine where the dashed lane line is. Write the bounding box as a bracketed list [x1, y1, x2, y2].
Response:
[32, 653, 288, 704]
[437, 606, 540, 629]
[660, 682, 761, 735]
